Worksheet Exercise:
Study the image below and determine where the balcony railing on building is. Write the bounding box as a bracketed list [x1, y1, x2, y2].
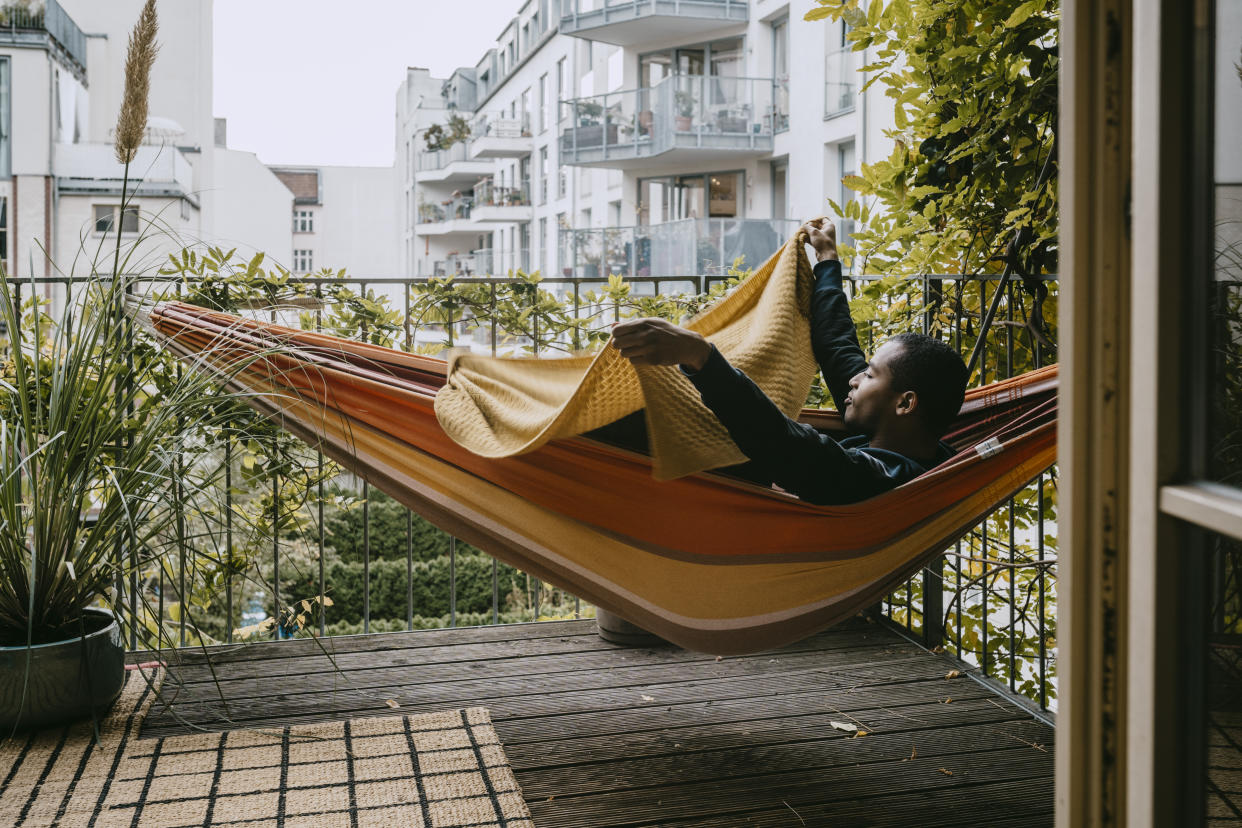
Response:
[0, 0, 87, 75]
[14, 264, 1061, 718]
[471, 247, 531, 276]
[558, 0, 748, 47]
[559, 75, 777, 168]
[54, 143, 195, 198]
[416, 194, 474, 229]
[825, 46, 860, 118]
[470, 110, 534, 159]
[559, 218, 799, 281]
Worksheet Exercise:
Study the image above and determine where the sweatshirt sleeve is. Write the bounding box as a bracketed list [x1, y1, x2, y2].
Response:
[682, 346, 903, 504]
[809, 259, 869, 411]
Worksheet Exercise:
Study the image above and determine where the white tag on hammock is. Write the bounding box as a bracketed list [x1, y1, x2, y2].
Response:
[975, 438, 1004, 459]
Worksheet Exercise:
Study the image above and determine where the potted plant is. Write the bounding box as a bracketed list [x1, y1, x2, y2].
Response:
[0, 0, 249, 732]
[674, 89, 696, 131]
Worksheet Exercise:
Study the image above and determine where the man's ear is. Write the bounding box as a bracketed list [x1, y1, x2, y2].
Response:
[895, 390, 919, 417]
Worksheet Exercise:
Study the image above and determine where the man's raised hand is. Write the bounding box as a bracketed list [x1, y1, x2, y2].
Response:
[609, 317, 713, 371]
[801, 217, 839, 263]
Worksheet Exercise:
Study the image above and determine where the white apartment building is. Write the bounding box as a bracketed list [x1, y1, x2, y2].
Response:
[270, 164, 400, 278]
[396, 0, 893, 282]
[0, 0, 394, 289]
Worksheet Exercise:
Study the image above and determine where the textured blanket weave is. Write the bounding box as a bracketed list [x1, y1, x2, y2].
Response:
[435, 231, 818, 480]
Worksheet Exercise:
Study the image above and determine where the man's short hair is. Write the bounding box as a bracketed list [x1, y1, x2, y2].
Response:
[885, 333, 969, 437]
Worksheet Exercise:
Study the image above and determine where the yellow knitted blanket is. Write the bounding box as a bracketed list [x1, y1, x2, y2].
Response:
[434, 231, 818, 480]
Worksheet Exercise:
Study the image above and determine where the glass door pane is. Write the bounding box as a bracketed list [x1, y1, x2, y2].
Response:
[1211, 2, 1242, 486]
[708, 172, 742, 218]
[640, 52, 672, 87]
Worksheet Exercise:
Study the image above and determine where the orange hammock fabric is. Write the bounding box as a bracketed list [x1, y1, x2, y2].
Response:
[147, 302, 1056, 655]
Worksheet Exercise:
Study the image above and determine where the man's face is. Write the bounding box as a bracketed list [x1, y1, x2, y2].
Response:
[843, 341, 906, 434]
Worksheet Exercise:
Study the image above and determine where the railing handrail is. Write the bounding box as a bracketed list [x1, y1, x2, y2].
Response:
[560, 73, 777, 106]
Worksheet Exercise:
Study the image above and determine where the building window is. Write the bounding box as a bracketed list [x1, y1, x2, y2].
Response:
[93, 205, 140, 234]
[637, 172, 744, 224]
[539, 146, 549, 204]
[538, 73, 549, 133]
[0, 58, 9, 179]
[772, 18, 790, 132]
[556, 58, 567, 124]
[538, 216, 547, 274]
[293, 249, 313, 272]
[293, 209, 314, 233]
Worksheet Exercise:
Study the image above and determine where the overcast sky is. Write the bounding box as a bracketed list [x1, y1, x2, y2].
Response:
[213, 0, 521, 167]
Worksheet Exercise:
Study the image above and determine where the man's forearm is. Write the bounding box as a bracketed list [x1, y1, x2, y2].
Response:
[810, 259, 868, 411]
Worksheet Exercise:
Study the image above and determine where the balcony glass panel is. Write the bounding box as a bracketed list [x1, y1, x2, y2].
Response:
[472, 247, 531, 276]
[825, 47, 859, 118]
[558, 218, 798, 280]
[473, 179, 531, 207]
[559, 75, 776, 165]
[416, 142, 471, 172]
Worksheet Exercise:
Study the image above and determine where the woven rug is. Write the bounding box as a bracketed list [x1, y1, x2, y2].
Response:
[0, 668, 534, 827]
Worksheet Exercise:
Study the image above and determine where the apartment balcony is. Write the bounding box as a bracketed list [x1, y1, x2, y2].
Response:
[54, 142, 196, 200]
[414, 143, 493, 184]
[560, 217, 798, 280]
[559, 75, 777, 170]
[414, 195, 476, 235]
[0, 0, 87, 76]
[825, 46, 862, 119]
[470, 180, 535, 223]
[469, 111, 534, 159]
[558, 0, 748, 47]
[8, 269, 1059, 827]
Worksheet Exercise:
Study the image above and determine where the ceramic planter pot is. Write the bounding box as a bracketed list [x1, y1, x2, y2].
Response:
[0, 608, 126, 732]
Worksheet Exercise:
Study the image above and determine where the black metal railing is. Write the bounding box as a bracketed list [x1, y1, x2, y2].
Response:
[10, 269, 1059, 711]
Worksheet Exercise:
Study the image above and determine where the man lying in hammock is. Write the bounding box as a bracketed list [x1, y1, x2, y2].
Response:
[609, 218, 970, 505]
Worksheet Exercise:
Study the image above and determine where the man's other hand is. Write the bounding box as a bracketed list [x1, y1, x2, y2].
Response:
[801, 218, 839, 263]
[610, 317, 712, 370]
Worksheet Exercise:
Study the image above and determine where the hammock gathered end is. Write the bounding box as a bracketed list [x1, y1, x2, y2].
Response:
[147, 236, 1057, 655]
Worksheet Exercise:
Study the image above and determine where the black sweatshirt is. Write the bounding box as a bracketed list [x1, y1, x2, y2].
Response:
[682, 259, 953, 505]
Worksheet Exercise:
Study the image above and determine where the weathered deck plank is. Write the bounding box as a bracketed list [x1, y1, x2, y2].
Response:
[136, 618, 1055, 827]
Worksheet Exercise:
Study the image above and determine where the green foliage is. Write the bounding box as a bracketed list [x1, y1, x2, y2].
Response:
[322, 487, 479, 564]
[423, 114, 472, 152]
[807, 0, 1058, 279]
[0, 269, 259, 644]
[805, 0, 1060, 707]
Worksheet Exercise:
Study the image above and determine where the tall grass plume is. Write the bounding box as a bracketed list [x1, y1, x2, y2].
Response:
[114, 0, 159, 164]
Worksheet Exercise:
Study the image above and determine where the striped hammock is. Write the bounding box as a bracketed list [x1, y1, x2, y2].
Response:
[147, 277, 1055, 655]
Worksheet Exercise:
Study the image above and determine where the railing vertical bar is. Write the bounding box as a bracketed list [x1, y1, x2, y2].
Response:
[315, 296, 326, 637]
[450, 536, 458, 627]
[1009, 496, 1017, 691]
[271, 446, 280, 639]
[981, 511, 990, 676]
[1038, 471, 1047, 709]
[362, 481, 370, 634]
[406, 512, 414, 631]
[225, 444, 234, 644]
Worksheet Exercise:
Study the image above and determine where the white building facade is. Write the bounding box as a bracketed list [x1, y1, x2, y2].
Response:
[1, 0, 394, 287]
[397, 0, 891, 282]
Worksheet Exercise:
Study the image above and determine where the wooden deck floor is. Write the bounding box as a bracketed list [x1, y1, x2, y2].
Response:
[138, 617, 1055, 827]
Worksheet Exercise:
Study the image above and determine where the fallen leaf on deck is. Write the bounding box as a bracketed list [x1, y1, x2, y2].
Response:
[385, 699, 400, 709]
[853, 731, 868, 738]
[945, 670, 961, 679]
[942, 697, 953, 704]
[830, 721, 858, 733]
[910, 745, 918, 760]
[641, 694, 655, 702]
[938, 768, 954, 776]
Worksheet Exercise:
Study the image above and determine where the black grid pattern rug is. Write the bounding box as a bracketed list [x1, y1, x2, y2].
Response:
[0, 668, 534, 827]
